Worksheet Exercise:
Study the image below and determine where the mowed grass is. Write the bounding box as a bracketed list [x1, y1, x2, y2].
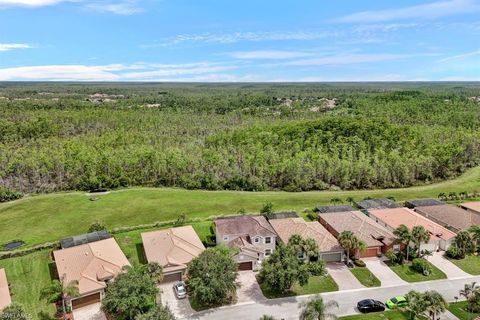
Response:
[389, 261, 447, 282]
[448, 255, 480, 275]
[0, 250, 56, 320]
[339, 310, 410, 320]
[448, 301, 480, 320]
[260, 275, 338, 298]
[1, 166, 480, 247]
[350, 267, 381, 287]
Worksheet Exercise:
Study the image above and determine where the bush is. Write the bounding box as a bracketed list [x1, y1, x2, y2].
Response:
[306, 211, 319, 221]
[88, 220, 107, 233]
[306, 260, 326, 276]
[0, 188, 23, 203]
[354, 259, 366, 267]
[446, 244, 463, 259]
[411, 258, 431, 275]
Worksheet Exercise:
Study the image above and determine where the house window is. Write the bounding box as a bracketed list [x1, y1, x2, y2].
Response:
[223, 235, 229, 241]
[393, 244, 401, 252]
[265, 249, 272, 256]
[254, 237, 260, 243]
[265, 237, 272, 244]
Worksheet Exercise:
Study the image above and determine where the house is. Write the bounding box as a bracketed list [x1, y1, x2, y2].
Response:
[319, 211, 397, 258]
[141, 226, 205, 283]
[215, 215, 277, 271]
[269, 218, 344, 262]
[460, 202, 480, 225]
[405, 198, 444, 209]
[368, 208, 456, 251]
[0, 268, 11, 310]
[355, 198, 399, 210]
[53, 238, 130, 310]
[414, 204, 475, 232]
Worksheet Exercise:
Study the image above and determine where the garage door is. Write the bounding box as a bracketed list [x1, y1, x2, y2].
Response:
[238, 261, 253, 271]
[320, 252, 342, 262]
[361, 247, 379, 258]
[162, 272, 182, 283]
[72, 293, 101, 310]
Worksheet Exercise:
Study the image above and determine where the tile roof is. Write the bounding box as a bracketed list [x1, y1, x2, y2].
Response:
[141, 226, 205, 274]
[319, 211, 396, 247]
[269, 218, 342, 252]
[368, 208, 456, 241]
[0, 268, 11, 310]
[415, 204, 474, 231]
[215, 215, 277, 238]
[461, 202, 480, 214]
[53, 238, 130, 296]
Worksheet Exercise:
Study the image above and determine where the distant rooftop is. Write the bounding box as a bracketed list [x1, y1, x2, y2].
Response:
[405, 199, 444, 208]
[268, 211, 299, 220]
[60, 230, 111, 249]
[356, 198, 399, 210]
[314, 205, 355, 214]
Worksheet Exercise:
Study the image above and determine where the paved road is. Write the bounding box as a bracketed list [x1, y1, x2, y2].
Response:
[184, 275, 478, 320]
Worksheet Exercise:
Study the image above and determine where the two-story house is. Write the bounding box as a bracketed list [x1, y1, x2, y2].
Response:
[215, 215, 277, 270]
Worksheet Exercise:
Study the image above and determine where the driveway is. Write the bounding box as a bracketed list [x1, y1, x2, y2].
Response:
[326, 262, 364, 290]
[429, 252, 470, 279]
[236, 271, 265, 304]
[363, 257, 406, 286]
[160, 281, 194, 318]
[72, 303, 106, 320]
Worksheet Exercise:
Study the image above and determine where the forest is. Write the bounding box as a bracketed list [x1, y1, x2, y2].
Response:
[0, 82, 479, 195]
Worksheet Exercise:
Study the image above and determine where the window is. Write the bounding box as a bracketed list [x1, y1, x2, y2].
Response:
[223, 235, 229, 241]
[254, 237, 260, 243]
[393, 244, 401, 252]
[265, 237, 272, 244]
[265, 249, 272, 256]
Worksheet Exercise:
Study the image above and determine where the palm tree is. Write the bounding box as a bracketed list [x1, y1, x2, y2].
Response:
[345, 197, 355, 206]
[449, 192, 458, 201]
[355, 240, 368, 259]
[300, 295, 338, 320]
[330, 198, 342, 205]
[437, 192, 446, 201]
[288, 235, 319, 260]
[454, 230, 474, 258]
[404, 290, 427, 320]
[259, 316, 276, 320]
[144, 262, 164, 283]
[411, 226, 431, 257]
[460, 282, 478, 308]
[338, 231, 363, 263]
[469, 225, 480, 250]
[393, 224, 412, 262]
[423, 291, 448, 320]
[41, 274, 79, 319]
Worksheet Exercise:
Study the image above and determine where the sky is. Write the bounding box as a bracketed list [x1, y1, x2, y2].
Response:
[0, 0, 479, 81]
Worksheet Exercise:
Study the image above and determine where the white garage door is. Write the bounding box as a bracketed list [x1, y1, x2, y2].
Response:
[320, 251, 343, 262]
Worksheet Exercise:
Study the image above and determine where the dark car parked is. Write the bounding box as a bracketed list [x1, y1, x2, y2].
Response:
[357, 299, 386, 313]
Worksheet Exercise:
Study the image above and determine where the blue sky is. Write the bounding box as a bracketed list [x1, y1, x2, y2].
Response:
[0, 0, 479, 81]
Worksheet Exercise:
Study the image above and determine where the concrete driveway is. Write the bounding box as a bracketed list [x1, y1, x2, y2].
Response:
[72, 303, 106, 320]
[160, 281, 194, 318]
[236, 271, 265, 304]
[363, 257, 406, 286]
[429, 252, 470, 279]
[326, 262, 364, 290]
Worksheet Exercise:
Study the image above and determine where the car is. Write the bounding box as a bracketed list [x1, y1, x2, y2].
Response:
[174, 281, 187, 299]
[386, 296, 407, 309]
[357, 299, 386, 313]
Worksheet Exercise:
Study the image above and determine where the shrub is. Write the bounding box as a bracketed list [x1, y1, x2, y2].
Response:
[446, 244, 463, 259]
[0, 188, 23, 203]
[411, 258, 431, 275]
[260, 202, 274, 217]
[306, 260, 326, 276]
[354, 259, 366, 267]
[88, 220, 107, 233]
[306, 211, 319, 221]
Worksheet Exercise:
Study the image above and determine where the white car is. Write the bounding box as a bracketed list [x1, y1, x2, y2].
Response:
[174, 281, 187, 299]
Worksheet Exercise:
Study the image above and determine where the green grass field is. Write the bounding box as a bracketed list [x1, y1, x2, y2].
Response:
[448, 301, 480, 320]
[389, 261, 447, 282]
[0, 250, 56, 319]
[260, 275, 338, 298]
[339, 310, 410, 320]
[448, 255, 480, 275]
[1, 166, 480, 248]
[350, 267, 381, 287]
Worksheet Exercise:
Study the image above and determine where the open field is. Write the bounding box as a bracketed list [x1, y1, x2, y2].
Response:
[389, 261, 447, 282]
[449, 255, 480, 275]
[350, 267, 381, 287]
[448, 301, 480, 320]
[1, 166, 480, 247]
[260, 274, 338, 298]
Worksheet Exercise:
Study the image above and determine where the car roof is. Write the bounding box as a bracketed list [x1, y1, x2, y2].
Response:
[358, 299, 374, 305]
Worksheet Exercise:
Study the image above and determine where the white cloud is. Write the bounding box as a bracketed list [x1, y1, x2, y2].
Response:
[229, 50, 312, 60]
[336, 0, 480, 23]
[0, 0, 69, 7]
[436, 49, 480, 62]
[85, 1, 141, 15]
[281, 53, 415, 66]
[0, 43, 32, 52]
[0, 0, 142, 14]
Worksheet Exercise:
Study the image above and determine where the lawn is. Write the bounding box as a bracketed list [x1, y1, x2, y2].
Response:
[350, 267, 381, 287]
[260, 275, 338, 298]
[0, 250, 56, 320]
[114, 220, 215, 265]
[389, 261, 447, 282]
[1, 166, 480, 248]
[339, 310, 410, 320]
[448, 255, 480, 275]
[448, 301, 480, 320]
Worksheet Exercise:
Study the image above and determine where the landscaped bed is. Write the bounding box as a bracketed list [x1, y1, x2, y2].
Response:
[350, 267, 381, 287]
[388, 260, 447, 282]
[339, 310, 410, 320]
[259, 275, 338, 298]
[448, 255, 480, 275]
[448, 301, 480, 320]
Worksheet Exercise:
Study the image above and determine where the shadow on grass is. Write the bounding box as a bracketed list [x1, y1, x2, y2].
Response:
[136, 243, 148, 265]
[48, 261, 57, 281]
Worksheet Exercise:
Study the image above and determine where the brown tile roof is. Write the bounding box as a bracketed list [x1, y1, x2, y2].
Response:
[368, 208, 456, 241]
[53, 238, 130, 296]
[269, 218, 342, 252]
[415, 205, 474, 231]
[320, 211, 396, 247]
[215, 215, 276, 238]
[141, 226, 205, 274]
[461, 202, 480, 214]
[0, 268, 11, 310]
[228, 236, 263, 259]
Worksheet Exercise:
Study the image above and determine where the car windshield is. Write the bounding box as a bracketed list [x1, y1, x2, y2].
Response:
[391, 298, 398, 303]
[178, 287, 186, 293]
